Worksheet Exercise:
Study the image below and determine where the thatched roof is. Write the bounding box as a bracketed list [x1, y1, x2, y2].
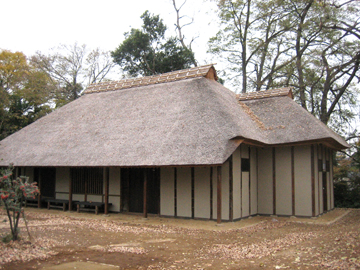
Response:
[0, 65, 348, 167]
[237, 89, 348, 150]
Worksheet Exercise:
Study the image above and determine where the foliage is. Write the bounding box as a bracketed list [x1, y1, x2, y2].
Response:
[32, 43, 116, 107]
[209, 0, 360, 130]
[334, 139, 360, 208]
[0, 164, 39, 241]
[0, 50, 55, 140]
[111, 11, 195, 77]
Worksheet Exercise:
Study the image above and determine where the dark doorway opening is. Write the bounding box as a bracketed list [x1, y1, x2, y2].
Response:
[322, 172, 328, 212]
[35, 167, 56, 199]
[121, 168, 160, 214]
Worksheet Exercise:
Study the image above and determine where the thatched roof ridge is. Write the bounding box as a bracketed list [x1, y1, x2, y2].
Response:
[237, 87, 293, 101]
[84, 64, 217, 94]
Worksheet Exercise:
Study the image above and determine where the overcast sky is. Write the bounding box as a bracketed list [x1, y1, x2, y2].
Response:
[1, 0, 218, 64]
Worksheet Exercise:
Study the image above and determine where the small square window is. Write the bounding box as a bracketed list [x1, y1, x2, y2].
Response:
[241, 158, 250, 172]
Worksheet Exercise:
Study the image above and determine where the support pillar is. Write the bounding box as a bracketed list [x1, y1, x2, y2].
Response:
[37, 169, 41, 208]
[143, 169, 148, 219]
[217, 166, 222, 224]
[104, 167, 109, 215]
[68, 170, 73, 211]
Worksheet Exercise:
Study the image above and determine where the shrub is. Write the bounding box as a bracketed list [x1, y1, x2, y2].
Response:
[0, 164, 39, 241]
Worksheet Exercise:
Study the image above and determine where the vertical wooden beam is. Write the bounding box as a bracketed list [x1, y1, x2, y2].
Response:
[104, 167, 109, 215]
[329, 149, 333, 209]
[291, 146, 295, 216]
[311, 144, 315, 217]
[272, 148, 276, 215]
[191, 167, 195, 219]
[240, 146, 243, 218]
[69, 169, 73, 211]
[143, 169, 148, 219]
[174, 168, 177, 217]
[38, 169, 41, 208]
[256, 148, 259, 214]
[229, 156, 233, 221]
[317, 144, 320, 215]
[249, 147, 251, 216]
[210, 167, 213, 220]
[217, 166, 222, 224]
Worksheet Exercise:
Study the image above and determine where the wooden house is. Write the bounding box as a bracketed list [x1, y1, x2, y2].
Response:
[0, 65, 348, 222]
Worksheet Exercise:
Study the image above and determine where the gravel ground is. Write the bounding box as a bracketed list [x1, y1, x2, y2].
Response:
[0, 208, 359, 269]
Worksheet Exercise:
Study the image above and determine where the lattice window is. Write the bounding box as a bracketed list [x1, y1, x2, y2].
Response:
[71, 168, 103, 195]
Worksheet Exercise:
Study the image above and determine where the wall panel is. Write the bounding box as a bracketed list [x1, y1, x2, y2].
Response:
[257, 148, 273, 214]
[160, 167, 174, 216]
[294, 146, 312, 216]
[194, 167, 211, 219]
[275, 147, 292, 216]
[177, 167, 192, 217]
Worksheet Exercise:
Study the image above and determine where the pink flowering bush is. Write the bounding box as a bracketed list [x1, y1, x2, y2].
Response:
[0, 164, 39, 241]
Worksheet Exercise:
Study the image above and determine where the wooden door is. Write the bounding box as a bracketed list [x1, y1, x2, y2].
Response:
[322, 172, 328, 212]
[36, 167, 56, 199]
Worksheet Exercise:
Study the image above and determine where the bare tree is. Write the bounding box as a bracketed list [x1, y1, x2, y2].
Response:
[32, 43, 116, 106]
[172, 0, 198, 66]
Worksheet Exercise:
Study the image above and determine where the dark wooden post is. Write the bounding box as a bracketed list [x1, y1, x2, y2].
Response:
[272, 147, 276, 215]
[311, 145, 315, 217]
[143, 169, 148, 219]
[69, 169, 73, 211]
[229, 156, 233, 222]
[217, 166, 222, 224]
[291, 146, 295, 216]
[104, 167, 109, 215]
[37, 169, 41, 208]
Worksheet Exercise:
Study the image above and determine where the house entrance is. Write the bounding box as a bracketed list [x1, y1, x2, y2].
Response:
[35, 167, 56, 199]
[121, 168, 160, 214]
[322, 172, 328, 212]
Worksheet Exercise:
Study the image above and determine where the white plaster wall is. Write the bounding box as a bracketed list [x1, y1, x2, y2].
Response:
[233, 147, 241, 220]
[73, 194, 85, 201]
[242, 172, 250, 217]
[294, 146, 312, 216]
[241, 144, 249, 158]
[250, 147, 258, 215]
[87, 195, 102, 202]
[160, 167, 174, 216]
[221, 160, 230, 220]
[108, 167, 120, 212]
[177, 167, 191, 218]
[23, 167, 34, 183]
[194, 167, 211, 219]
[257, 148, 273, 214]
[212, 167, 218, 220]
[56, 193, 68, 200]
[109, 168, 120, 195]
[275, 147, 292, 216]
[314, 146, 319, 216]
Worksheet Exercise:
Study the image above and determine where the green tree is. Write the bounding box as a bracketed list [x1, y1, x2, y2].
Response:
[0, 50, 54, 140]
[111, 11, 195, 77]
[334, 139, 360, 208]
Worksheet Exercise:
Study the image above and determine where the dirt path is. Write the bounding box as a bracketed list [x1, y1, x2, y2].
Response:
[0, 208, 359, 269]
